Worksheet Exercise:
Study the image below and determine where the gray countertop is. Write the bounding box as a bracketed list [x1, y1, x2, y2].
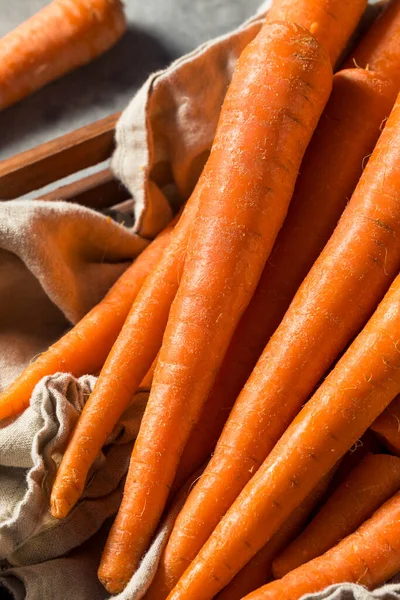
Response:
[0, 0, 261, 162]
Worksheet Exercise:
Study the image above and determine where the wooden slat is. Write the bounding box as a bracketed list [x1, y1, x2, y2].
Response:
[0, 111, 121, 199]
[39, 168, 130, 210]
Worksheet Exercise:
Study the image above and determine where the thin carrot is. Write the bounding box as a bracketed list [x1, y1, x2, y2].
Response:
[158, 82, 400, 593]
[0, 0, 126, 111]
[265, 0, 367, 66]
[171, 67, 398, 494]
[214, 471, 335, 600]
[50, 188, 201, 520]
[0, 220, 175, 421]
[167, 271, 400, 600]
[273, 453, 400, 578]
[370, 394, 400, 456]
[98, 22, 332, 594]
[345, 0, 400, 88]
[243, 489, 400, 600]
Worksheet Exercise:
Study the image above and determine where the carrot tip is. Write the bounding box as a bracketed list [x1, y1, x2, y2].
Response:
[50, 497, 71, 520]
[98, 573, 127, 595]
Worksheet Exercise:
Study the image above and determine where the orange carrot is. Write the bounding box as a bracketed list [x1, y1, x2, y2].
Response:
[217, 440, 383, 600]
[370, 394, 400, 456]
[266, 0, 367, 65]
[98, 22, 332, 594]
[273, 453, 400, 578]
[158, 84, 400, 593]
[172, 67, 398, 494]
[50, 188, 201, 520]
[0, 220, 174, 421]
[0, 0, 126, 110]
[243, 489, 400, 600]
[345, 0, 400, 88]
[167, 271, 400, 600]
[214, 472, 335, 600]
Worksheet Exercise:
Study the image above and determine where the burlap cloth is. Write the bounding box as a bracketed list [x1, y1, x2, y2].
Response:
[1, 1, 397, 598]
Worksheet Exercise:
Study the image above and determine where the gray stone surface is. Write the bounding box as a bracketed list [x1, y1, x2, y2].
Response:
[0, 0, 261, 161]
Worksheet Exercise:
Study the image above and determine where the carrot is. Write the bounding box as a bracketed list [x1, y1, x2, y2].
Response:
[214, 471, 335, 600]
[243, 489, 400, 600]
[345, 0, 400, 89]
[370, 394, 400, 456]
[0, 220, 175, 421]
[167, 271, 400, 600]
[273, 453, 400, 578]
[50, 189, 201, 520]
[0, 0, 126, 111]
[265, 0, 367, 66]
[98, 22, 332, 594]
[158, 82, 400, 593]
[171, 67, 398, 494]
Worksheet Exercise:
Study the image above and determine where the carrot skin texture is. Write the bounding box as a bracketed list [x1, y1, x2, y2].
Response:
[214, 472, 334, 600]
[0, 0, 126, 110]
[370, 394, 400, 456]
[273, 453, 400, 578]
[160, 77, 400, 591]
[344, 0, 400, 89]
[0, 221, 174, 421]
[98, 22, 333, 594]
[172, 67, 398, 494]
[243, 490, 400, 600]
[50, 192, 200, 520]
[167, 272, 400, 600]
[266, 0, 367, 65]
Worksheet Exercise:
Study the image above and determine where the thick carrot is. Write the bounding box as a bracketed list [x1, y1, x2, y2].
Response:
[214, 472, 335, 600]
[158, 83, 400, 592]
[345, 0, 400, 88]
[172, 68, 398, 494]
[50, 189, 201, 520]
[167, 271, 400, 600]
[0, 220, 174, 421]
[370, 394, 400, 456]
[273, 453, 400, 578]
[0, 0, 126, 110]
[243, 490, 400, 600]
[98, 22, 332, 594]
[266, 0, 367, 66]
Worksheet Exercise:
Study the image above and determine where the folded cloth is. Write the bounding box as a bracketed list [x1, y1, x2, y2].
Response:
[1, 1, 396, 599]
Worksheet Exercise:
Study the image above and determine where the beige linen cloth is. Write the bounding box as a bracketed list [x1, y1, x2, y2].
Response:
[1, 1, 397, 599]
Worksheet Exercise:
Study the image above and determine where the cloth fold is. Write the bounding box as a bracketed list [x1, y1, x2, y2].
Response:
[1, 1, 398, 599]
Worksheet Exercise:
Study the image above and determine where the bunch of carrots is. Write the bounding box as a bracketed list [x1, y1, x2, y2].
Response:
[4, 0, 400, 598]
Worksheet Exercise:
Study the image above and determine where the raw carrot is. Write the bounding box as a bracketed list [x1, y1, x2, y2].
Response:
[0, 0, 126, 110]
[158, 84, 400, 592]
[50, 188, 201, 520]
[243, 489, 400, 600]
[266, 0, 367, 65]
[167, 271, 400, 600]
[345, 0, 400, 88]
[98, 22, 332, 594]
[273, 453, 400, 578]
[370, 394, 400, 456]
[214, 471, 335, 600]
[0, 220, 174, 421]
[171, 67, 398, 494]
